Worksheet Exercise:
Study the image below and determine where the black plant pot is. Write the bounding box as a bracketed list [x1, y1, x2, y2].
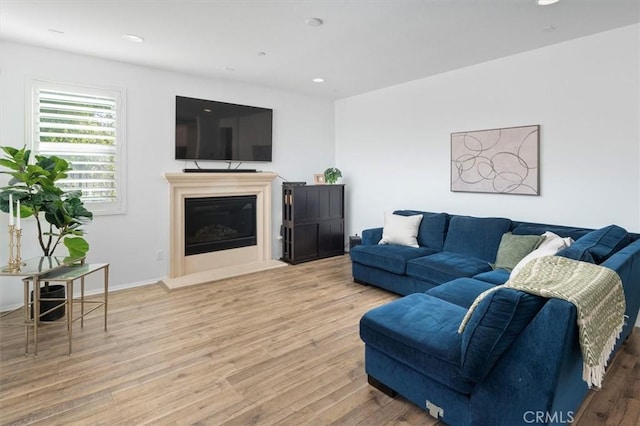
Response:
[31, 284, 66, 321]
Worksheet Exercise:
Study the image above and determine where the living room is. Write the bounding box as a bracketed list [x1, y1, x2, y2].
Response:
[0, 1, 639, 424]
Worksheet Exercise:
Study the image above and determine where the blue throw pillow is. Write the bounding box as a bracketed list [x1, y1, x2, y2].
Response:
[557, 224, 629, 264]
[459, 288, 545, 383]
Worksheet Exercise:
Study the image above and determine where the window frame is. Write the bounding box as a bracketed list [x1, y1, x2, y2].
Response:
[27, 78, 127, 215]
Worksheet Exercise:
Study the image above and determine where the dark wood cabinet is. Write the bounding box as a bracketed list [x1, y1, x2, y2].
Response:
[281, 184, 345, 264]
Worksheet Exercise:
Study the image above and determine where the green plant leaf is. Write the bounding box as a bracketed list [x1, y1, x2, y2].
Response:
[1, 146, 19, 157]
[0, 159, 20, 170]
[64, 237, 89, 259]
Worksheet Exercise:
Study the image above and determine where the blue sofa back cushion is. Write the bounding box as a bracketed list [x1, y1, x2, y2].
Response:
[511, 222, 591, 241]
[557, 224, 630, 264]
[393, 210, 448, 250]
[460, 287, 546, 383]
[443, 216, 511, 262]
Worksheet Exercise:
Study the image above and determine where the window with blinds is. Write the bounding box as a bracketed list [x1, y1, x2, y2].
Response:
[30, 80, 126, 214]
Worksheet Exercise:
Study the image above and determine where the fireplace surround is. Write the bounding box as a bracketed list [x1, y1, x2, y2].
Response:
[162, 172, 285, 290]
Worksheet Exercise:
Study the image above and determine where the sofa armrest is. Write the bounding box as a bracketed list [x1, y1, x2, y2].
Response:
[460, 288, 545, 383]
[602, 238, 640, 335]
[362, 227, 383, 245]
[470, 299, 585, 425]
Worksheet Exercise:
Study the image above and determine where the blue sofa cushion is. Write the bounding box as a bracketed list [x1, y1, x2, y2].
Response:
[350, 244, 438, 275]
[557, 225, 630, 264]
[393, 210, 448, 250]
[460, 287, 546, 383]
[473, 269, 511, 285]
[427, 278, 496, 308]
[511, 222, 591, 241]
[443, 216, 511, 262]
[360, 293, 475, 394]
[406, 252, 493, 284]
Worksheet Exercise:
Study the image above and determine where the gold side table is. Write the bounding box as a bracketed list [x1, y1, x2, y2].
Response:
[1, 257, 108, 355]
[1, 256, 81, 355]
[23, 263, 109, 355]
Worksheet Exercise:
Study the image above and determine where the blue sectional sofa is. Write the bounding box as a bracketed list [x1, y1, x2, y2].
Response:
[352, 210, 640, 425]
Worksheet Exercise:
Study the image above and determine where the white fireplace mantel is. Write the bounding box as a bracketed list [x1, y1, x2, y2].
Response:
[162, 172, 286, 290]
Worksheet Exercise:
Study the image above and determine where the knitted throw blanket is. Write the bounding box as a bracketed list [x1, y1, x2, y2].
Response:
[459, 255, 625, 388]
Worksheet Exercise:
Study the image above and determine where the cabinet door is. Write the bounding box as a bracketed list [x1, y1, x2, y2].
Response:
[327, 185, 344, 219]
[318, 219, 344, 257]
[293, 187, 318, 222]
[293, 223, 319, 261]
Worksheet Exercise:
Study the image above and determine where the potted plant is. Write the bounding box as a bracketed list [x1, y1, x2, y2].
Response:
[324, 167, 342, 184]
[0, 146, 93, 320]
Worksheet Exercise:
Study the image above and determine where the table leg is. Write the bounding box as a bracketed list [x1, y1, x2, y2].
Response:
[81, 276, 85, 328]
[23, 280, 29, 355]
[34, 277, 39, 356]
[104, 265, 109, 331]
[68, 280, 73, 354]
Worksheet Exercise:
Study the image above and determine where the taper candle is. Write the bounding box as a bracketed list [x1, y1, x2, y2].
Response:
[16, 199, 20, 229]
[8, 193, 13, 226]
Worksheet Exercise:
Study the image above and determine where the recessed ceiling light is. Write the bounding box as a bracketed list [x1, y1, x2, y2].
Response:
[537, 0, 559, 5]
[121, 34, 144, 43]
[305, 17, 324, 27]
[257, 51, 266, 56]
[312, 78, 325, 83]
[203, 108, 212, 113]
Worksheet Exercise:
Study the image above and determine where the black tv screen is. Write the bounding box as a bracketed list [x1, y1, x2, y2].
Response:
[175, 96, 273, 161]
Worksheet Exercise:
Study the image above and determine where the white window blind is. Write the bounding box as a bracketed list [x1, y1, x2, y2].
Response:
[30, 80, 126, 214]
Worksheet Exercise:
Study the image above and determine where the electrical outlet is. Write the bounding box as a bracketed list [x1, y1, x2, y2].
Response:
[156, 250, 164, 261]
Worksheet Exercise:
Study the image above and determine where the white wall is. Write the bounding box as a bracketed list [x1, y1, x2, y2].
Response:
[336, 25, 640, 237]
[0, 41, 335, 310]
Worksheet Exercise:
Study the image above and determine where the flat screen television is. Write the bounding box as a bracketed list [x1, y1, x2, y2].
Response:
[175, 96, 273, 162]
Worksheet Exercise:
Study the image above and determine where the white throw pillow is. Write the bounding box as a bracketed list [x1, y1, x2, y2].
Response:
[510, 231, 573, 278]
[378, 212, 423, 248]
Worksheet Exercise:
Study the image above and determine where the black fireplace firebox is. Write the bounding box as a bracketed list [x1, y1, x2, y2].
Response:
[184, 195, 257, 256]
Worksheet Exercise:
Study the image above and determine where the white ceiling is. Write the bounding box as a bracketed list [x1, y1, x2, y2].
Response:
[1, 0, 639, 99]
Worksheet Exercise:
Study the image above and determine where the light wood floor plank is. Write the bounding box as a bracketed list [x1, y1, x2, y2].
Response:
[1, 255, 638, 425]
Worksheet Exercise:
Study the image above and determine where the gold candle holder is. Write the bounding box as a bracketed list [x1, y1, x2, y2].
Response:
[13, 228, 22, 270]
[8, 224, 16, 269]
[7, 225, 22, 272]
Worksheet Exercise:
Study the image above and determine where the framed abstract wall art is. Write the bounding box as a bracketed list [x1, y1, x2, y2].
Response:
[451, 124, 540, 195]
